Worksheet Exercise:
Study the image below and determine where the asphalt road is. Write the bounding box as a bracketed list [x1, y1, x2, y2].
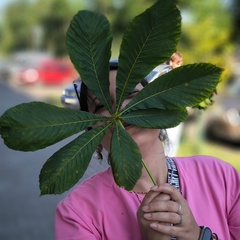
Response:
[0, 81, 108, 240]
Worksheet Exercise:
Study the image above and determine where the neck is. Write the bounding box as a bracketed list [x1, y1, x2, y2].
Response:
[133, 141, 168, 193]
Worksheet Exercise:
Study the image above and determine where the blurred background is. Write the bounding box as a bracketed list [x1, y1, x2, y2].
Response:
[0, 0, 240, 239]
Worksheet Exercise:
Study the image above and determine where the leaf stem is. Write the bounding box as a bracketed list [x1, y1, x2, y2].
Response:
[142, 158, 157, 185]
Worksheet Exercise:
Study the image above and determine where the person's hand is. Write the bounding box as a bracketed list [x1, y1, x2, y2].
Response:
[137, 190, 171, 240]
[138, 184, 200, 240]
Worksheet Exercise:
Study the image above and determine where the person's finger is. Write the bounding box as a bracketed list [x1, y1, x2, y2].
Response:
[150, 183, 182, 202]
[149, 222, 180, 237]
[143, 211, 182, 225]
[142, 199, 178, 213]
[140, 187, 165, 206]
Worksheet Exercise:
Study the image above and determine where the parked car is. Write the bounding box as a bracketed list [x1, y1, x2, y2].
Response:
[61, 79, 81, 109]
[0, 51, 53, 82]
[17, 58, 77, 85]
[205, 80, 240, 146]
[0, 59, 11, 80]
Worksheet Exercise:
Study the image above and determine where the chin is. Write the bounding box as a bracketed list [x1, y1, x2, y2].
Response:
[129, 128, 160, 145]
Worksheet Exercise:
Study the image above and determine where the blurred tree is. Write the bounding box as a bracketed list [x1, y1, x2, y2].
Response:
[230, 0, 240, 42]
[177, 0, 234, 86]
[34, 0, 86, 57]
[0, 0, 36, 53]
[176, 0, 235, 153]
[0, 0, 86, 56]
[83, 0, 155, 57]
[0, 0, 235, 65]
[87, 0, 154, 32]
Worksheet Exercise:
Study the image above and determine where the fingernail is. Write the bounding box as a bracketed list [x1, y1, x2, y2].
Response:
[150, 185, 158, 191]
[142, 205, 149, 212]
[150, 223, 158, 229]
[143, 213, 152, 219]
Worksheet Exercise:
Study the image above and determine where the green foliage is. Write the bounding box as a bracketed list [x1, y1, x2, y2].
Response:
[0, 0, 223, 195]
[0, 0, 234, 63]
[40, 124, 112, 195]
[115, 0, 181, 110]
[110, 122, 142, 189]
[121, 63, 221, 112]
[0, 0, 36, 53]
[35, 0, 79, 56]
[66, 11, 113, 113]
[0, 102, 109, 151]
[178, 0, 234, 82]
[0, 0, 86, 56]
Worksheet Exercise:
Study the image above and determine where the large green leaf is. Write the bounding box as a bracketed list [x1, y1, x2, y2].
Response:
[0, 0, 224, 195]
[121, 108, 188, 129]
[116, 0, 181, 112]
[121, 63, 223, 114]
[40, 124, 111, 195]
[0, 102, 109, 151]
[66, 10, 113, 113]
[110, 122, 142, 191]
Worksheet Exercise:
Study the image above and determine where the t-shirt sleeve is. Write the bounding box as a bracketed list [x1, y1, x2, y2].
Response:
[55, 200, 100, 240]
[228, 166, 240, 239]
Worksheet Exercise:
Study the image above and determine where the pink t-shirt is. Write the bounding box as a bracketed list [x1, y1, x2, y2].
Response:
[55, 156, 240, 240]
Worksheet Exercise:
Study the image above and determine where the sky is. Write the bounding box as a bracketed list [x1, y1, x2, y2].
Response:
[0, 0, 11, 22]
[0, 0, 35, 12]
[0, 0, 16, 16]
[0, 0, 14, 10]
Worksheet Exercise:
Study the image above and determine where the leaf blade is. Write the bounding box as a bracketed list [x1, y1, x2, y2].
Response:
[116, 0, 181, 111]
[66, 10, 113, 113]
[40, 123, 111, 195]
[122, 63, 223, 113]
[0, 102, 110, 151]
[110, 122, 142, 191]
[121, 108, 188, 129]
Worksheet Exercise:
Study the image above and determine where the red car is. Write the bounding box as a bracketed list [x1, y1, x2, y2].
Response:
[18, 58, 77, 85]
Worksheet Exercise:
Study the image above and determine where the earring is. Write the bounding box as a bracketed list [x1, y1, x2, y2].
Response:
[159, 129, 167, 141]
[95, 144, 103, 160]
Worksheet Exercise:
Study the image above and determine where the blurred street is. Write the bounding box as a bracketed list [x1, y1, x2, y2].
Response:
[0, 81, 108, 240]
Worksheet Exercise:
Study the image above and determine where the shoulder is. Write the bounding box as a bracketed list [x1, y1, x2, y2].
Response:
[58, 168, 115, 208]
[56, 167, 136, 221]
[173, 155, 235, 172]
[69, 167, 114, 197]
[173, 155, 240, 189]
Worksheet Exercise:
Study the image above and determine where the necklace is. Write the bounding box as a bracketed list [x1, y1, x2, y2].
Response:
[133, 190, 148, 204]
[134, 191, 148, 195]
[133, 157, 180, 204]
[134, 191, 146, 204]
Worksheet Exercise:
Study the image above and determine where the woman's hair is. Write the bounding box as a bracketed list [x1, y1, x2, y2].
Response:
[79, 82, 90, 112]
[79, 82, 98, 113]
